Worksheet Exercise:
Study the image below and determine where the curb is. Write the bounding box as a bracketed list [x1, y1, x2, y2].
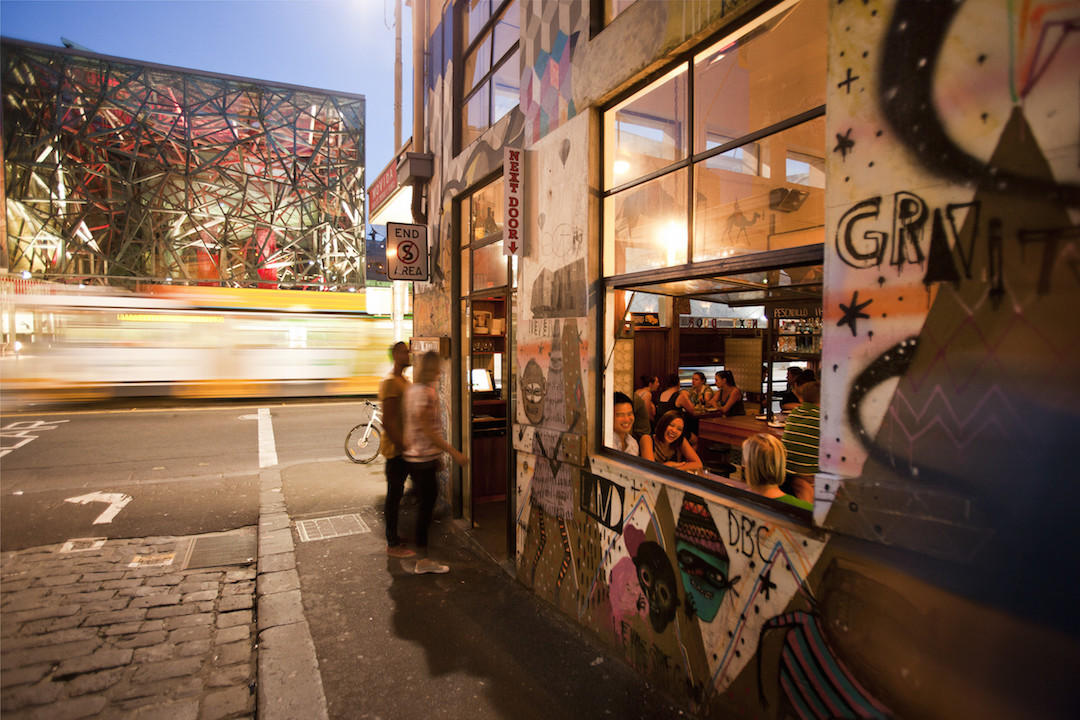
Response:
[255, 467, 329, 720]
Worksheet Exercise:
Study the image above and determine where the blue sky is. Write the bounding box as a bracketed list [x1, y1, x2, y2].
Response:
[0, 0, 414, 188]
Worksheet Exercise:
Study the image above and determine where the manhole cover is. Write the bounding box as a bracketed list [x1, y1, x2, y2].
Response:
[295, 514, 370, 542]
[184, 533, 256, 569]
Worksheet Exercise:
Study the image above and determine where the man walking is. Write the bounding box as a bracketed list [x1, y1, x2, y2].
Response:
[379, 341, 415, 558]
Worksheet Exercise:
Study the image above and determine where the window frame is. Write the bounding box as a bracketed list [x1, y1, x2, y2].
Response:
[597, 0, 826, 517]
[459, 171, 512, 298]
[455, 0, 521, 154]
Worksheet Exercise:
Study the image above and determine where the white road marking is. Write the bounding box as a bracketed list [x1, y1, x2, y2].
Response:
[64, 491, 133, 524]
[0, 419, 69, 458]
[258, 407, 278, 468]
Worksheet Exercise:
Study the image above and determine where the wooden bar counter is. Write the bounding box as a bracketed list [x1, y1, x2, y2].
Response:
[697, 412, 783, 446]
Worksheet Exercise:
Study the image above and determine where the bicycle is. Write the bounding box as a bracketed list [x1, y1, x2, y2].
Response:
[345, 400, 383, 463]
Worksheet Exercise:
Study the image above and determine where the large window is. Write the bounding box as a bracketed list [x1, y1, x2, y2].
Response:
[601, 0, 826, 517]
[461, 176, 511, 294]
[602, 0, 826, 274]
[459, 0, 521, 150]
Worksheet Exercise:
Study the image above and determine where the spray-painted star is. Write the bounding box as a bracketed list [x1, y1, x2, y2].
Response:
[837, 290, 873, 337]
[758, 567, 777, 601]
[834, 128, 855, 160]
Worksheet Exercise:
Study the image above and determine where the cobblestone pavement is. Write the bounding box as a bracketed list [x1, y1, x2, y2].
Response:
[1, 532, 257, 719]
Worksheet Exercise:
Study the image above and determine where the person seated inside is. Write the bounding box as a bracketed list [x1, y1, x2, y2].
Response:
[707, 370, 745, 416]
[780, 371, 819, 503]
[612, 391, 639, 455]
[687, 371, 713, 413]
[640, 409, 703, 472]
[632, 375, 658, 438]
[741, 433, 812, 511]
[655, 373, 699, 445]
[779, 366, 803, 411]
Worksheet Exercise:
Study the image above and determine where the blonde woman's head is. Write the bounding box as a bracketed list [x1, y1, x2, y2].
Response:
[741, 433, 786, 490]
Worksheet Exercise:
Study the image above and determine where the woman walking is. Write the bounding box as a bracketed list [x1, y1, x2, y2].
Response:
[404, 351, 469, 574]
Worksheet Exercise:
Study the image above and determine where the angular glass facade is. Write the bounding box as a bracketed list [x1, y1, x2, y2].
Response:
[1, 40, 367, 290]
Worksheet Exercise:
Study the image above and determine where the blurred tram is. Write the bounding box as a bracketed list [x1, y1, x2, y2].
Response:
[0, 282, 407, 404]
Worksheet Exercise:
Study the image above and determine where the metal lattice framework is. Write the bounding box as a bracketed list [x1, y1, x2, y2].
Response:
[1, 39, 367, 289]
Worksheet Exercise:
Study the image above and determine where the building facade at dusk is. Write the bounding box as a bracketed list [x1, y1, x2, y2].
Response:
[1, 39, 367, 291]
[390, 0, 1080, 716]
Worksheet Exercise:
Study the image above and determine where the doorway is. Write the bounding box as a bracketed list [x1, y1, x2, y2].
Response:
[468, 290, 508, 558]
[457, 175, 515, 562]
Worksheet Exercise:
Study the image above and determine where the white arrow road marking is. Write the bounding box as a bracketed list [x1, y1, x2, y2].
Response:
[64, 492, 133, 524]
[258, 407, 278, 468]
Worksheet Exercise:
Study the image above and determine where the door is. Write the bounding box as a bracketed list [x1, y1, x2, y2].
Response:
[457, 175, 514, 560]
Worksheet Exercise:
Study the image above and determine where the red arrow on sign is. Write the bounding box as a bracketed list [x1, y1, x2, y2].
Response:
[508, 241, 517, 253]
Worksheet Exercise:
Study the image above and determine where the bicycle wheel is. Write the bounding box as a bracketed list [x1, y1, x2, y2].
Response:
[345, 420, 382, 463]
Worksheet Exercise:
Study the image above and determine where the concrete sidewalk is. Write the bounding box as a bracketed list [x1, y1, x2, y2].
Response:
[1, 531, 256, 719]
[276, 458, 694, 720]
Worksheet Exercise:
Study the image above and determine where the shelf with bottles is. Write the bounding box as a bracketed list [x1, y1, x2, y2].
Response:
[773, 316, 822, 354]
[770, 351, 820, 360]
[471, 335, 505, 354]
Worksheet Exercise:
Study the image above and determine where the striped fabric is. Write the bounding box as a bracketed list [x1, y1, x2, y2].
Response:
[759, 611, 891, 719]
[782, 402, 820, 475]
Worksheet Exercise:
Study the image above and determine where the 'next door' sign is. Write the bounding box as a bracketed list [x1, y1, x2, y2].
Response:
[504, 146, 522, 256]
[386, 222, 429, 281]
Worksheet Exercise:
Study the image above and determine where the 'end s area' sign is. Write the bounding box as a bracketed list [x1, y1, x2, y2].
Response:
[386, 222, 429, 281]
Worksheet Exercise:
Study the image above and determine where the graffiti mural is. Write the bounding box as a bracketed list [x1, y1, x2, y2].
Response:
[821, 0, 1080, 491]
[531, 257, 586, 318]
[757, 610, 892, 720]
[819, 3, 1080, 672]
[513, 113, 592, 609]
[580, 471, 625, 533]
[674, 493, 737, 623]
[634, 539, 681, 632]
[576, 460, 835, 712]
[520, 0, 587, 144]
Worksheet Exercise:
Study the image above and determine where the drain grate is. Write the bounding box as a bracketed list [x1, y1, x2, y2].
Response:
[295, 513, 370, 542]
[58, 537, 107, 553]
[184, 533, 256, 569]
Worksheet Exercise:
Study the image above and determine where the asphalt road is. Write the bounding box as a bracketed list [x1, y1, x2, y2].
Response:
[0, 397, 376, 551]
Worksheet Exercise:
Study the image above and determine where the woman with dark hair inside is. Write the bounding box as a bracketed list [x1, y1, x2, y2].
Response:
[655, 373, 699, 443]
[708, 370, 745, 417]
[740, 433, 811, 511]
[688, 371, 714, 413]
[640, 410, 703, 472]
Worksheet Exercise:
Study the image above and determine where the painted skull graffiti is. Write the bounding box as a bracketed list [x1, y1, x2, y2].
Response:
[633, 541, 680, 633]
